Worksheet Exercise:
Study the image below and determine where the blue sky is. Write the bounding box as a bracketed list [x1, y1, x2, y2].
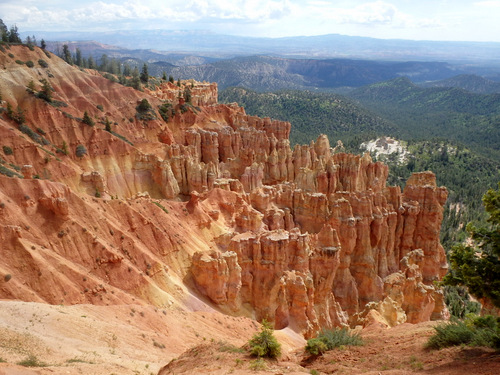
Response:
[1, 0, 499, 42]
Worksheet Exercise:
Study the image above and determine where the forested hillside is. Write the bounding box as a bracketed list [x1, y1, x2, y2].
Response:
[348, 77, 500, 161]
[220, 86, 500, 249]
[420, 74, 500, 94]
[219, 87, 396, 148]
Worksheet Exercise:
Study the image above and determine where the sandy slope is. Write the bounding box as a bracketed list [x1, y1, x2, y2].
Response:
[0, 300, 267, 374]
[1, 301, 498, 375]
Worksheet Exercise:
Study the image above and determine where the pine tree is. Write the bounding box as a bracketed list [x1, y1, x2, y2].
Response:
[75, 48, 83, 67]
[40, 39, 46, 50]
[123, 63, 131, 77]
[104, 117, 112, 132]
[0, 19, 8, 42]
[82, 111, 94, 126]
[130, 67, 141, 90]
[38, 78, 53, 102]
[62, 44, 73, 65]
[8, 25, 21, 43]
[140, 63, 149, 83]
[443, 184, 500, 308]
[88, 56, 96, 69]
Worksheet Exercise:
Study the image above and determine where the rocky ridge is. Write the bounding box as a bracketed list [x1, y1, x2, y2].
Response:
[0, 45, 448, 338]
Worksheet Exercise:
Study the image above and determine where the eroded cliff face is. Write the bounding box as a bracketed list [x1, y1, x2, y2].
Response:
[0, 45, 448, 337]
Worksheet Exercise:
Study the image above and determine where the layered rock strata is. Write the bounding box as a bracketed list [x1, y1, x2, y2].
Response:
[0, 46, 448, 337]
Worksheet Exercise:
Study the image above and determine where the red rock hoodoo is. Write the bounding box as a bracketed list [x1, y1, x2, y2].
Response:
[0, 45, 448, 337]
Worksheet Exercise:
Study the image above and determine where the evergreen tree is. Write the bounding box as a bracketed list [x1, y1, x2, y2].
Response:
[40, 39, 46, 50]
[140, 63, 149, 83]
[38, 78, 53, 102]
[162, 72, 167, 80]
[130, 67, 141, 90]
[123, 63, 131, 77]
[247, 320, 281, 358]
[88, 56, 96, 69]
[104, 117, 112, 132]
[109, 58, 121, 75]
[75, 48, 83, 67]
[8, 25, 21, 43]
[443, 184, 500, 308]
[82, 111, 94, 126]
[0, 19, 8, 42]
[169, 75, 174, 84]
[62, 44, 73, 65]
[183, 87, 192, 103]
[99, 54, 109, 72]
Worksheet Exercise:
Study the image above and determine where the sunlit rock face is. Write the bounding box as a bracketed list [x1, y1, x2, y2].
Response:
[0, 46, 448, 337]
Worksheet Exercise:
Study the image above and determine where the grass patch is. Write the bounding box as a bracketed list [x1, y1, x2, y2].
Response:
[0, 164, 23, 178]
[110, 131, 133, 146]
[17, 355, 47, 367]
[66, 357, 94, 364]
[409, 355, 424, 370]
[306, 327, 363, 355]
[153, 201, 169, 214]
[218, 341, 245, 353]
[249, 358, 267, 371]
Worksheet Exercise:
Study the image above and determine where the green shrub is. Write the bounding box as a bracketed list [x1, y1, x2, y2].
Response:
[305, 327, 363, 356]
[158, 102, 173, 122]
[15, 59, 24, 65]
[25, 60, 34, 68]
[305, 338, 328, 355]
[426, 315, 500, 350]
[75, 144, 87, 158]
[137, 98, 152, 112]
[2, 146, 13, 155]
[38, 59, 48, 68]
[8, 53, 14, 58]
[248, 320, 281, 358]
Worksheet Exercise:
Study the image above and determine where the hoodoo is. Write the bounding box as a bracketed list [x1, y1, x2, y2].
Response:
[0, 45, 448, 337]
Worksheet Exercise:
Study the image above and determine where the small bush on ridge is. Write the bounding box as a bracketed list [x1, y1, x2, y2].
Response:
[248, 320, 281, 358]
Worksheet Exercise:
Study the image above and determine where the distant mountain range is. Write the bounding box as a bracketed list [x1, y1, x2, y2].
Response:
[419, 74, 500, 94]
[23, 29, 500, 64]
[40, 40, 500, 92]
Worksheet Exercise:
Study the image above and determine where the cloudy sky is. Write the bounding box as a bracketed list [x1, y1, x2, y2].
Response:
[1, 0, 499, 42]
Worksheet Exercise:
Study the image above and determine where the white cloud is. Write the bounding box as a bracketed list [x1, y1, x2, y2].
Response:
[474, 0, 500, 7]
[0, 0, 293, 30]
[336, 1, 399, 25]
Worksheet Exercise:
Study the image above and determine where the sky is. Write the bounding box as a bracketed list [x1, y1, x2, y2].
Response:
[1, 0, 499, 42]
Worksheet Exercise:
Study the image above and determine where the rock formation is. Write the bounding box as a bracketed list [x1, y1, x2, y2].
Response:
[0, 45, 449, 338]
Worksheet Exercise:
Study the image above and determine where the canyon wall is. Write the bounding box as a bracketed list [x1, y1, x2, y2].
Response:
[0, 45, 448, 337]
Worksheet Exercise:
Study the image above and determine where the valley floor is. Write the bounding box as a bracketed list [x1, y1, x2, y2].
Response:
[0, 301, 498, 375]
